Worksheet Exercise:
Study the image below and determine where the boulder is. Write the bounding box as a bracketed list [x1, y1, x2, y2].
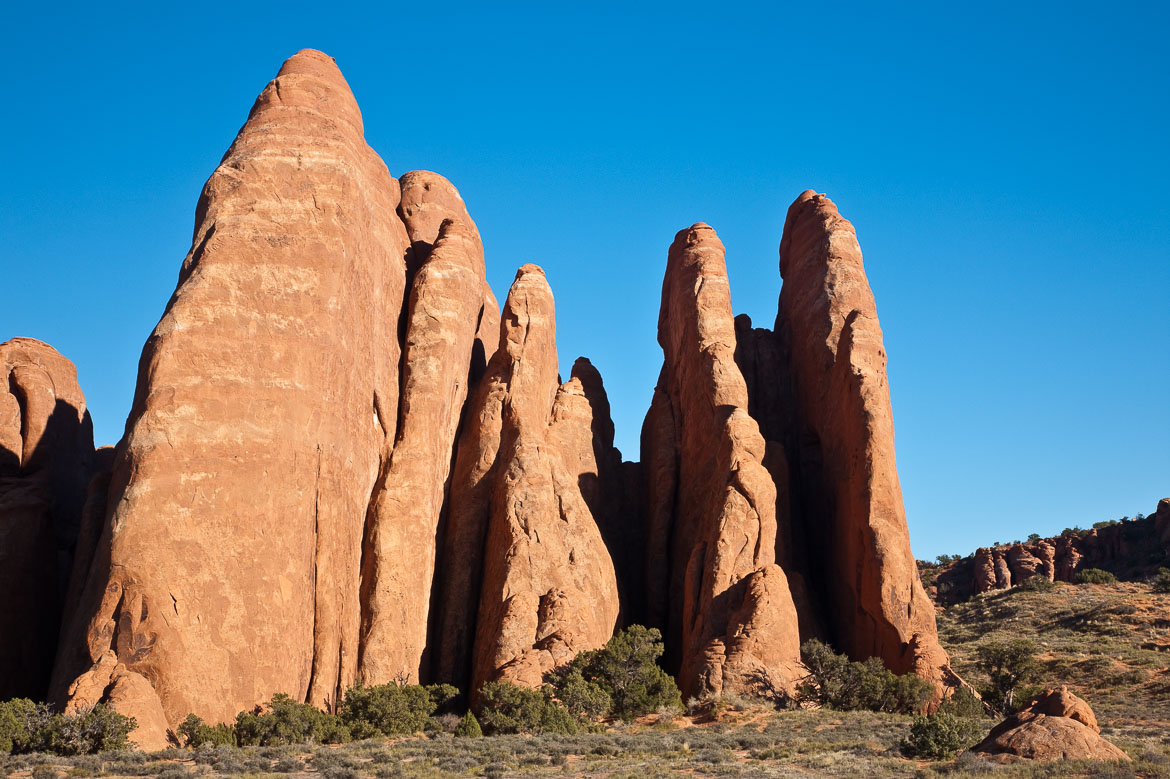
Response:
[52, 49, 411, 743]
[0, 338, 95, 700]
[973, 686, 1130, 762]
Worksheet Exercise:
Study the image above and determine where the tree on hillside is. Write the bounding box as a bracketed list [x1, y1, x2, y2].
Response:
[976, 639, 1039, 713]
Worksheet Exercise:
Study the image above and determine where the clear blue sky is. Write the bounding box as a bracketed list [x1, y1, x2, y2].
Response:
[2, 1, 1166, 559]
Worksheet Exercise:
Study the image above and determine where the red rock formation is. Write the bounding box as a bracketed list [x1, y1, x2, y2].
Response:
[1157, 498, 1170, 546]
[973, 548, 997, 594]
[433, 265, 618, 696]
[52, 50, 410, 748]
[934, 506, 1168, 604]
[0, 338, 95, 700]
[398, 170, 500, 381]
[643, 224, 802, 699]
[774, 191, 953, 689]
[548, 358, 644, 625]
[973, 687, 1130, 762]
[359, 218, 487, 685]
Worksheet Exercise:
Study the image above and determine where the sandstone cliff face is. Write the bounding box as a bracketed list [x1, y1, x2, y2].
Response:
[1, 338, 95, 700]
[26, 47, 961, 736]
[772, 191, 952, 687]
[642, 225, 802, 700]
[52, 50, 411, 747]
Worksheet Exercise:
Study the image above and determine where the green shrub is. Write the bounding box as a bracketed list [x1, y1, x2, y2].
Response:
[234, 693, 349, 746]
[552, 669, 611, 722]
[0, 700, 136, 755]
[796, 640, 932, 714]
[902, 712, 984, 759]
[548, 625, 682, 721]
[1076, 568, 1117, 584]
[0, 699, 37, 753]
[176, 714, 235, 748]
[1153, 567, 1170, 594]
[976, 639, 1039, 713]
[939, 686, 987, 719]
[1016, 575, 1056, 592]
[475, 681, 576, 735]
[339, 683, 443, 738]
[453, 711, 482, 738]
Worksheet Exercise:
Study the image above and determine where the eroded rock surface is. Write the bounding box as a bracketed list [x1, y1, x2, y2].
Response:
[52, 49, 411, 746]
[973, 687, 1130, 762]
[0, 338, 95, 700]
[642, 224, 802, 700]
[437, 266, 619, 697]
[359, 218, 487, 684]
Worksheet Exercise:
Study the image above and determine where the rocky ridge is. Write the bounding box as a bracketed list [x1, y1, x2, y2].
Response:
[930, 498, 1170, 604]
[5, 50, 960, 748]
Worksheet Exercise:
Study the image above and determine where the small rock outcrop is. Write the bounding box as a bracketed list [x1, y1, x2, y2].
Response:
[972, 687, 1130, 762]
[642, 224, 802, 700]
[1, 338, 95, 700]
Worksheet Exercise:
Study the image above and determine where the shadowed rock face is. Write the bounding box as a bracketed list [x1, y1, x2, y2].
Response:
[51, 49, 411, 748]
[642, 225, 802, 700]
[0, 338, 95, 700]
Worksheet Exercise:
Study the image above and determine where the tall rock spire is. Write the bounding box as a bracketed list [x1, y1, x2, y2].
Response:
[435, 265, 620, 697]
[358, 217, 486, 684]
[772, 190, 955, 691]
[642, 225, 803, 699]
